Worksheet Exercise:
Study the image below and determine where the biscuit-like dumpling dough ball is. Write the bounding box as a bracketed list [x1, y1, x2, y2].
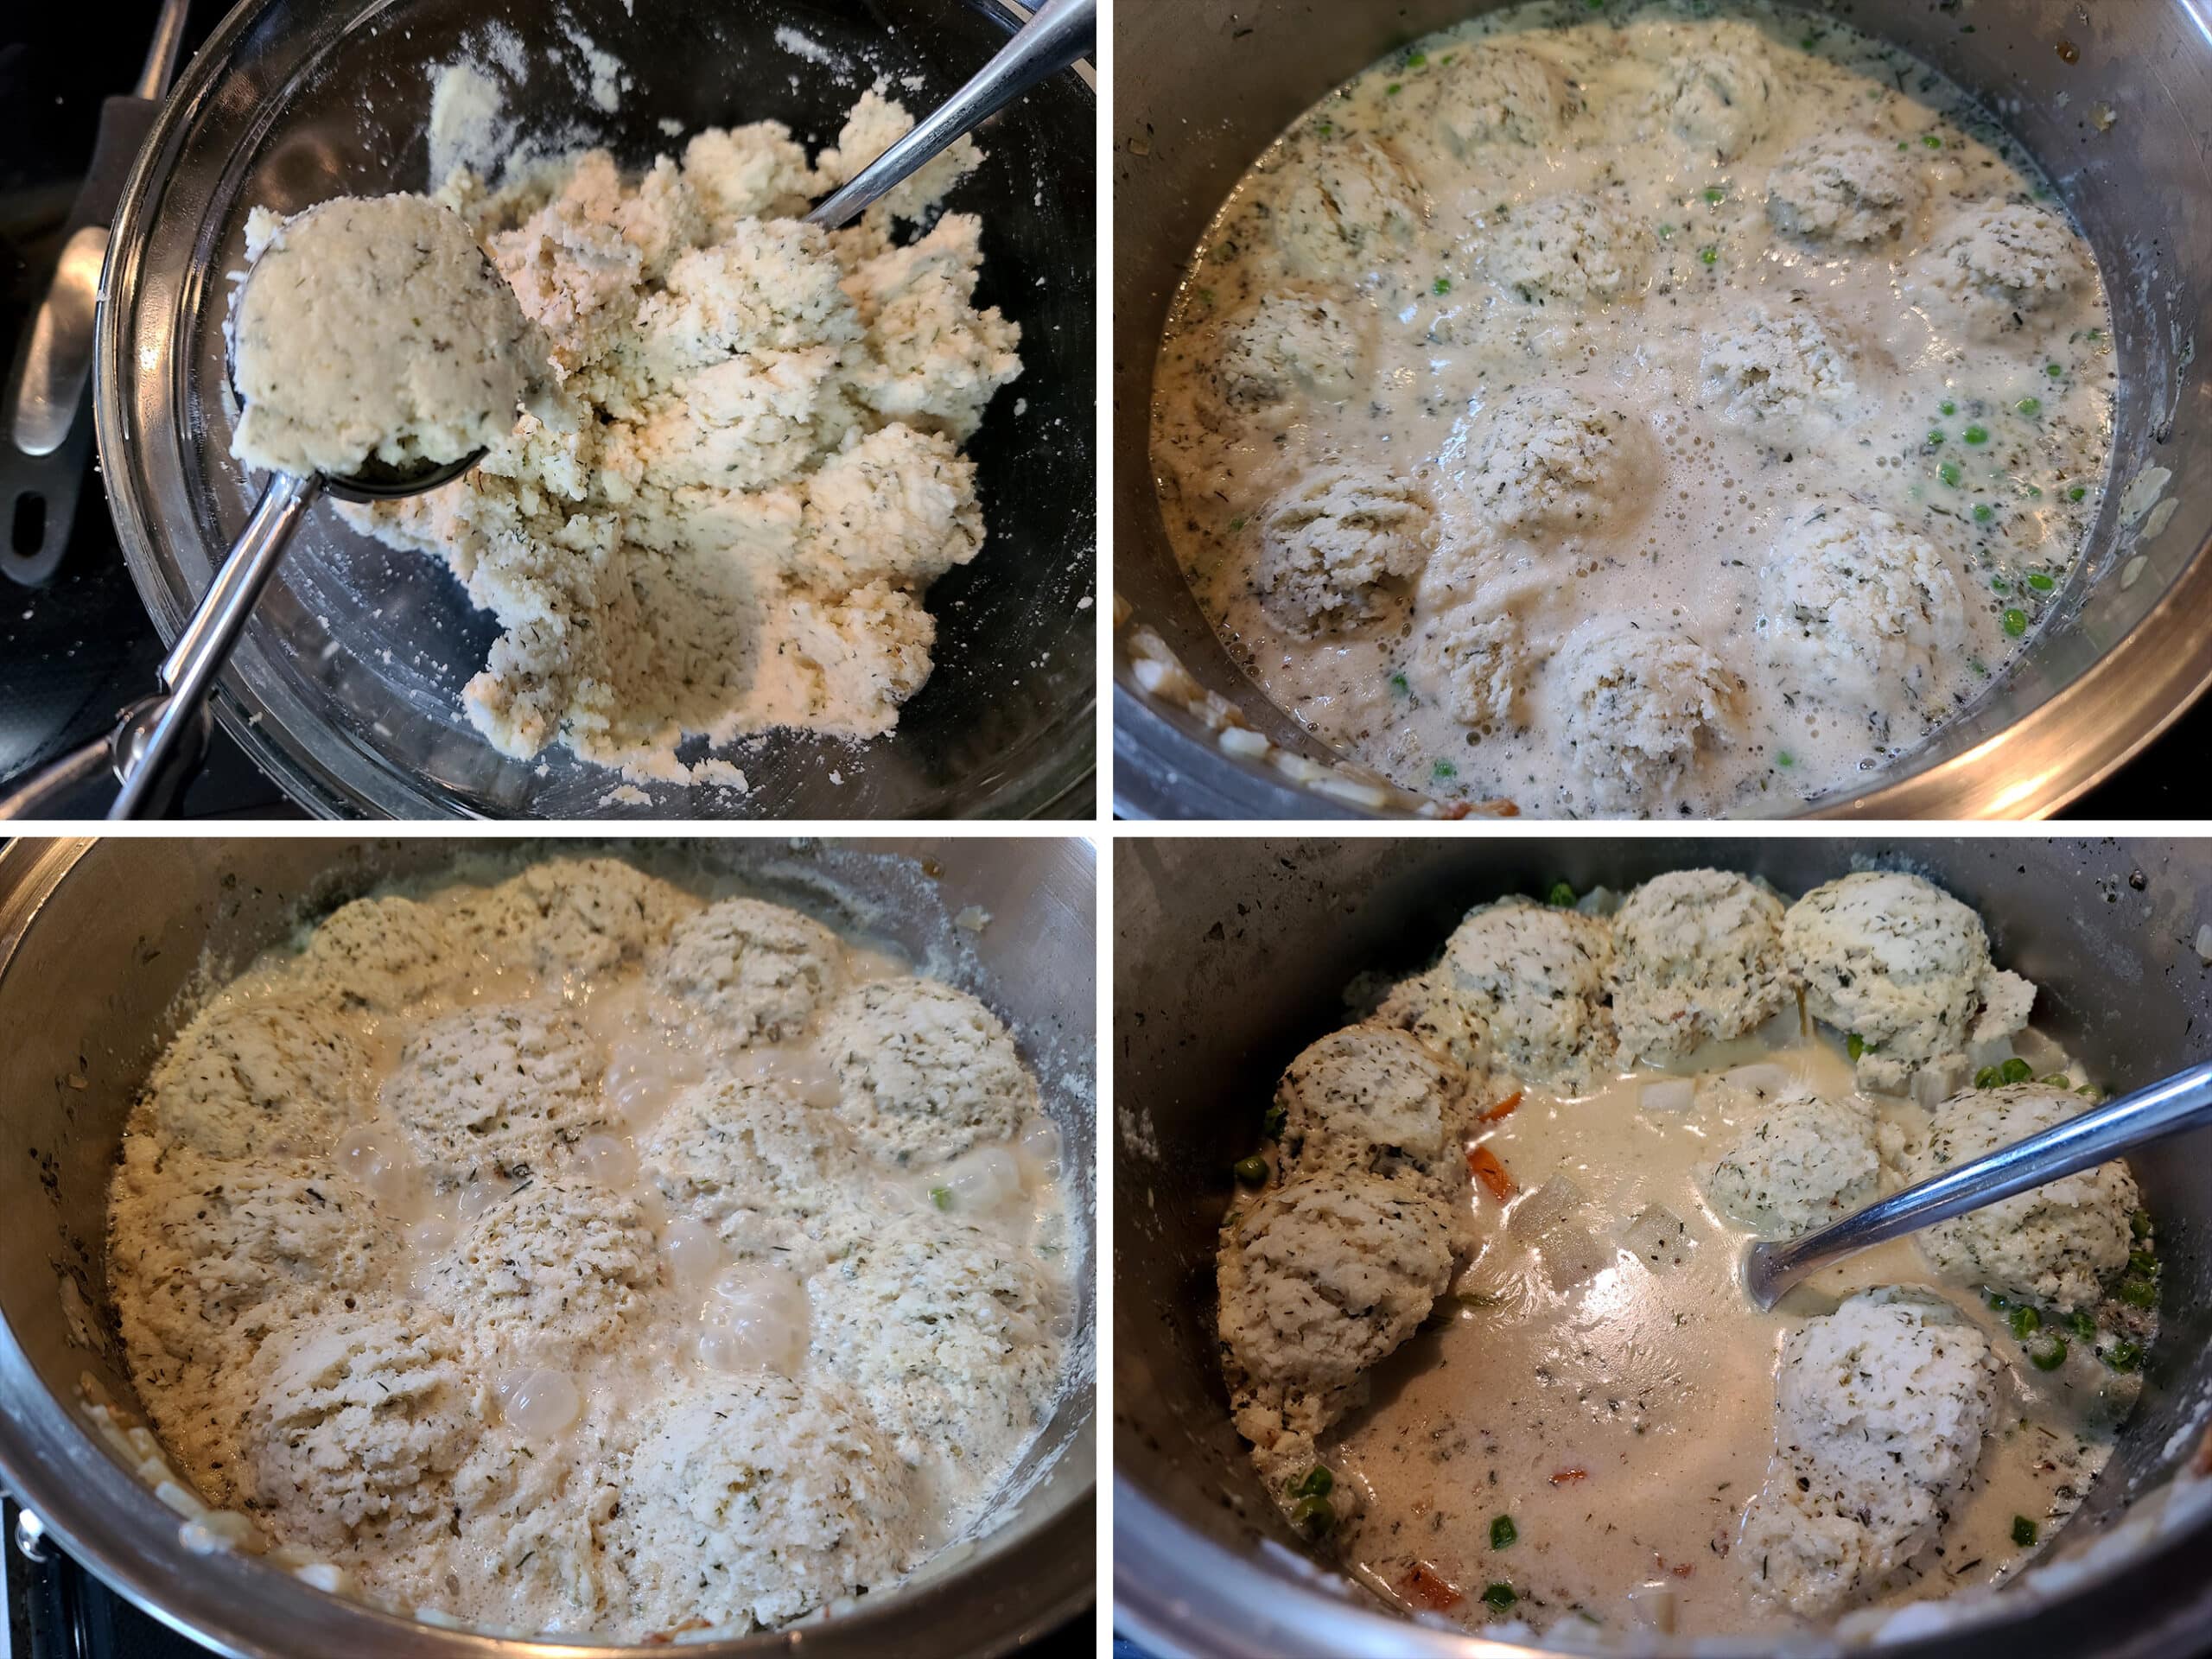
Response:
[1205, 287, 1370, 423]
[1439, 895, 1615, 1090]
[1758, 502, 1968, 720]
[1548, 618, 1743, 817]
[1252, 467, 1434, 633]
[1766, 132, 1922, 243]
[1440, 386, 1656, 544]
[1274, 135, 1427, 279]
[1610, 869, 1791, 1063]
[1700, 1089, 1879, 1235]
[1485, 193, 1649, 303]
[1909, 201, 2090, 339]
[1432, 44, 1578, 152]
[1908, 1084, 2139, 1311]
[1274, 1023, 1465, 1198]
[1699, 305, 1858, 435]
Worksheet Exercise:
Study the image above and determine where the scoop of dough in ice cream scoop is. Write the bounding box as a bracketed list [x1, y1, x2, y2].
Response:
[229, 193, 544, 479]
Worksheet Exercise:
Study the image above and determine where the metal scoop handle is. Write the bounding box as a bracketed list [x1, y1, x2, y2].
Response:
[805, 0, 1095, 230]
[1745, 1060, 2212, 1307]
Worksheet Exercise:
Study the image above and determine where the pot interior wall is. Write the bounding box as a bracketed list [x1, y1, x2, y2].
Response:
[1113, 836, 2211, 1643]
[0, 836, 1096, 1647]
[1111, 0, 2212, 814]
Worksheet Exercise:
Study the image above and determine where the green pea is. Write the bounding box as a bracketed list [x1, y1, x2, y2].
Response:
[1433, 760, 1459, 780]
[1992, 576, 2011, 594]
[1699, 245, 1719, 264]
[1547, 881, 1576, 907]
[1847, 1033, 1866, 1060]
[2131, 1208, 2153, 1240]
[2009, 1305, 2042, 1339]
[1408, 52, 1428, 67]
[1923, 133, 1943, 148]
[1491, 1515, 1518, 1549]
[1300, 1465, 1335, 1497]
[2047, 361, 2065, 378]
[1974, 503, 1994, 524]
[1291, 1493, 1336, 1535]
[1703, 186, 1726, 203]
[1390, 672, 1411, 696]
[1999, 1057, 2033, 1084]
[1777, 750, 1796, 768]
[2039, 1071, 2069, 1085]
[2017, 397, 2042, 416]
[930, 1185, 954, 1211]
[2028, 1334, 2069, 1371]
[1657, 222, 1676, 237]
[1927, 429, 1946, 447]
[1433, 276, 1452, 295]
[1483, 1583, 1518, 1611]
[2003, 608, 2028, 638]
[1233, 1154, 1270, 1186]
[1974, 1065, 2003, 1088]
[2012, 1516, 2038, 1548]
[1985, 1289, 2012, 1311]
[1939, 461, 1963, 487]
[2128, 1249, 2159, 1277]
[1941, 400, 1957, 416]
[2067, 1311, 2097, 1338]
[2105, 1340, 2143, 1372]
[2118, 1276, 2158, 1309]
[1227, 515, 1247, 531]
[1261, 1103, 1287, 1140]
[2028, 573, 2056, 593]
[2068, 485, 2088, 501]
[1386, 81, 1403, 95]
[1963, 424, 1990, 445]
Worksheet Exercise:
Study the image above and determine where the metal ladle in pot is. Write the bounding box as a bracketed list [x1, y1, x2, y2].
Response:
[1744, 1060, 2212, 1308]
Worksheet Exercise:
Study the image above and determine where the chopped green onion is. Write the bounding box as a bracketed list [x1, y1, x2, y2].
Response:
[2067, 1310, 2098, 1338]
[1999, 1057, 2032, 1084]
[1227, 515, 1247, 531]
[1703, 186, 1726, 203]
[2009, 1305, 2043, 1339]
[2012, 1516, 2039, 1548]
[2029, 1334, 2069, 1371]
[930, 1185, 953, 1211]
[1390, 672, 1411, 696]
[1992, 576, 2011, 594]
[2128, 1249, 2159, 1277]
[1777, 750, 1796, 768]
[1233, 1154, 1270, 1186]
[2003, 608, 2028, 638]
[1262, 1103, 1287, 1139]
[1483, 1583, 1518, 1611]
[1657, 222, 1676, 237]
[1547, 881, 1576, 907]
[1847, 1033, 1866, 1060]
[1291, 1493, 1336, 1535]
[2131, 1208, 2153, 1240]
[1940, 461, 1963, 486]
[1491, 1515, 1518, 1549]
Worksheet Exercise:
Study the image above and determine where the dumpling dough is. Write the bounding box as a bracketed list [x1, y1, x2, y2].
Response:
[429, 1175, 661, 1364]
[1609, 869, 1791, 1063]
[1910, 201, 2088, 338]
[1909, 1084, 2139, 1311]
[819, 978, 1038, 1164]
[1432, 43, 1578, 151]
[298, 895, 462, 1014]
[1439, 895, 1614, 1090]
[1217, 1173, 1453, 1445]
[144, 996, 372, 1162]
[1485, 194, 1650, 303]
[1783, 871, 2035, 1092]
[1758, 502, 1968, 720]
[1371, 966, 1491, 1074]
[1766, 133, 1922, 243]
[229, 194, 541, 479]
[1253, 467, 1434, 632]
[1274, 135, 1427, 278]
[648, 896, 845, 1046]
[1643, 22, 1777, 160]
[448, 855, 697, 982]
[607, 1376, 918, 1636]
[244, 1309, 484, 1554]
[1548, 618, 1743, 817]
[1700, 1089, 1879, 1235]
[384, 1003, 610, 1186]
[1741, 1290, 1996, 1617]
[1206, 288, 1370, 423]
[1699, 305, 1858, 435]
[1440, 386, 1655, 546]
[1274, 1023, 1466, 1199]
[1412, 601, 1529, 730]
[639, 1076, 861, 1230]
[810, 1209, 1060, 1488]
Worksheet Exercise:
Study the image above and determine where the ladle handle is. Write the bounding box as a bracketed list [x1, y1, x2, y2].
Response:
[804, 0, 1095, 230]
[1745, 1061, 2212, 1307]
[107, 469, 321, 819]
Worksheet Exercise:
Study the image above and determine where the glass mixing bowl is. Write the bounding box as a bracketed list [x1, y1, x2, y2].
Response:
[96, 0, 1095, 818]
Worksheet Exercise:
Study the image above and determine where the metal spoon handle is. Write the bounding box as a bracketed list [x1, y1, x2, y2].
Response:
[1745, 1061, 2212, 1307]
[108, 470, 321, 818]
[805, 0, 1095, 230]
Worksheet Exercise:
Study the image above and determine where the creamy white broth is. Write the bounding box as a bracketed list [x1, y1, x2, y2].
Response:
[1150, 0, 2116, 817]
[1295, 1007, 2150, 1641]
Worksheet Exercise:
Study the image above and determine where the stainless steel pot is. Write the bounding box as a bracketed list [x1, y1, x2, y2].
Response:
[0, 836, 1096, 1658]
[1113, 837, 2212, 1656]
[1111, 1, 2212, 819]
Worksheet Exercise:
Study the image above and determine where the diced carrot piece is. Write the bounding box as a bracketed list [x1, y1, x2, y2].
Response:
[1467, 1145, 1516, 1201]
[1400, 1561, 1464, 1611]
[1548, 1466, 1588, 1486]
[1672, 1563, 1695, 1580]
[1478, 1090, 1522, 1123]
